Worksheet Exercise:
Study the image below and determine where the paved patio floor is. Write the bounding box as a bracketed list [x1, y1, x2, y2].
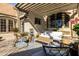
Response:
[0, 39, 45, 56]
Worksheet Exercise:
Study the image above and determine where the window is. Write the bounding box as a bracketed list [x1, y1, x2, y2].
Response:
[0, 19, 6, 32]
[0, 19, 14, 32]
[35, 18, 41, 25]
[49, 14, 56, 28]
[49, 13, 70, 28]
[8, 20, 13, 32]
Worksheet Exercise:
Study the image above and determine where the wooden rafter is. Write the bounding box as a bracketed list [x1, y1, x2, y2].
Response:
[16, 3, 24, 8]
[15, 3, 77, 16]
[19, 3, 26, 8]
[40, 4, 72, 14]
[24, 3, 37, 10]
[29, 3, 47, 10]
[17, 7, 28, 13]
[23, 4, 34, 9]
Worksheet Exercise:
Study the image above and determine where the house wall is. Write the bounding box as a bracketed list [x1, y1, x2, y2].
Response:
[0, 14, 18, 41]
[0, 16, 17, 40]
[21, 11, 45, 35]
[0, 3, 19, 40]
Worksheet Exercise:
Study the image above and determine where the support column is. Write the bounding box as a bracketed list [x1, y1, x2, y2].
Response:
[77, 3, 79, 56]
[6, 19, 8, 32]
[62, 13, 65, 31]
[77, 3, 79, 17]
[16, 9, 21, 32]
[43, 15, 48, 30]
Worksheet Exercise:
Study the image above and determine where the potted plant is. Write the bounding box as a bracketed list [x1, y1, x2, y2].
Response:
[12, 28, 20, 47]
[73, 24, 79, 37]
[20, 32, 29, 42]
[36, 34, 39, 38]
[13, 28, 19, 38]
[73, 24, 79, 46]
[70, 24, 79, 56]
[21, 32, 28, 37]
[13, 28, 19, 39]
[20, 32, 29, 46]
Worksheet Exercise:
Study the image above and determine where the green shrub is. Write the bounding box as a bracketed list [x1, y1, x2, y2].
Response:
[13, 28, 19, 32]
[73, 24, 79, 36]
[36, 34, 39, 38]
[21, 32, 28, 37]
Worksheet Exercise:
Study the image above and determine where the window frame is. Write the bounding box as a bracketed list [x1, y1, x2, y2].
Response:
[0, 17, 15, 33]
[0, 19, 6, 32]
[35, 17, 41, 25]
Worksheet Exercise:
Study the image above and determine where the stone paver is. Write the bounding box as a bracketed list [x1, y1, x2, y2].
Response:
[0, 39, 42, 56]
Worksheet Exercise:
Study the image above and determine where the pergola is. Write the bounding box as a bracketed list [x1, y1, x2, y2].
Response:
[15, 3, 79, 38]
[15, 3, 78, 16]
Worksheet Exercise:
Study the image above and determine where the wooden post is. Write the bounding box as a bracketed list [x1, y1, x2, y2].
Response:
[70, 22, 73, 38]
[77, 4, 79, 55]
[77, 3, 79, 17]
[62, 13, 65, 31]
[43, 15, 48, 30]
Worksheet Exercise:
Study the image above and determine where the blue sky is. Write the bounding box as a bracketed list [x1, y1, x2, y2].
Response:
[10, 3, 17, 6]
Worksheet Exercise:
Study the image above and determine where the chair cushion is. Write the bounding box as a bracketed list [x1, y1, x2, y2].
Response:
[53, 42, 60, 47]
[50, 32, 63, 41]
[40, 32, 50, 38]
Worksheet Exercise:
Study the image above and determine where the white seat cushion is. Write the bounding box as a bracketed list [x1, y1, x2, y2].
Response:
[49, 32, 63, 46]
[40, 32, 50, 38]
[50, 32, 63, 41]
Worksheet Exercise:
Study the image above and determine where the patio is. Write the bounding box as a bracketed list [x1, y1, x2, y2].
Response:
[0, 39, 44, 56]
[0, 30, 79, 56]
[0, 3, 79, 56]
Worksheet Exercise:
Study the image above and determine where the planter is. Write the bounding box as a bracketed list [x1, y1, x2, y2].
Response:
[15, 37, 29, 48]
[70, 43, 78, 56]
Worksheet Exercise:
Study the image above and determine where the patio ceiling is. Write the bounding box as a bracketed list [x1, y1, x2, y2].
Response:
[16, 3, 78, 16]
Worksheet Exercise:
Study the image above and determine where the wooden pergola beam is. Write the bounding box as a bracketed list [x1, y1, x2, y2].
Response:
[23, 4, 34, 9]
[17, 7, 29, 13]
[28, 3, 48, 10]
[15, 3, 77, 16]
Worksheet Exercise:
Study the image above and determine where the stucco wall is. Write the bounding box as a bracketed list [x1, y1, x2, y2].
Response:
[22, 11, 45, 35]
[24, 22, 38, 35]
